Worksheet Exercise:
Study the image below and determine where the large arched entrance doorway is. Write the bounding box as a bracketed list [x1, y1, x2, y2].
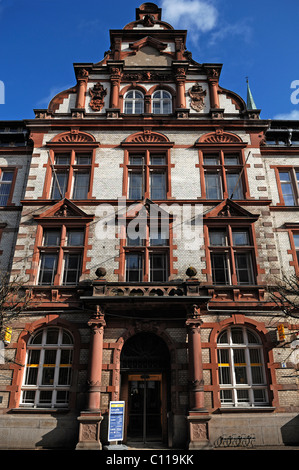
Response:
[120, 332, 171, 445]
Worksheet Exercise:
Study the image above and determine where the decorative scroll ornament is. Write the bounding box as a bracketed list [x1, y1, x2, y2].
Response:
[188, 83, 207, 112]
[89, 82, 107, 111]
[142, 14, 156, 26]
[122, 71, 171, 82]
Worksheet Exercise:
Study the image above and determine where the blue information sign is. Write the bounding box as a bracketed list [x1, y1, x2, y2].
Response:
[108, 401, 125, 442]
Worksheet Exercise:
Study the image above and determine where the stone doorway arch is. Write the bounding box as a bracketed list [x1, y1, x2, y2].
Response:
[120, 332, 171, 445]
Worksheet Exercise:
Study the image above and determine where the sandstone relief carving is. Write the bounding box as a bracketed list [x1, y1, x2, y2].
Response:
[89, 82, 107, 111]
[188, 83, 207, 112]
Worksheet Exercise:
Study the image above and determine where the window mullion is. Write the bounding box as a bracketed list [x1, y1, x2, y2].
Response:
[37, 347, 45, 391]
[57, 225, 66, 285]
[230, 347, 237, 405]
[291, 168, 299, 204]
[54, 348, 62, 389]
[220, 151, 228, 197]
[145, 150, 150, 197]
[66, 150, 75, 197]
[227, 226, 236, 284]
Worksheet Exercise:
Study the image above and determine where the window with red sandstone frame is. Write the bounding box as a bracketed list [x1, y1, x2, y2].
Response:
[21, 327, 74, 408]
[217, 326, 269, 407]
[208, 227, 255, 285]
[37, 227, 85, 286]
[277, 169, 299, 206]
[127, 152, 168, 200]
[50, 152, 92, 200]
[125, 224, 169, 282]
[203, 151, 245, 200]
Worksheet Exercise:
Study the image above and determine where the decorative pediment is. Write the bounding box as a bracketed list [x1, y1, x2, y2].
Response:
[204, 199, 259, 221]
[129, 36, 168, 52]
[33, 198, 94, 221]
[51, 130, 96, 144]
[123, 130, 171, 145]
[197, 131, 244, 145]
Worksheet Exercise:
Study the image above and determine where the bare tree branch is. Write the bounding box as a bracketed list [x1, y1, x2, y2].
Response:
[267, 274, 299, 319]
[0, 272, 31, 341]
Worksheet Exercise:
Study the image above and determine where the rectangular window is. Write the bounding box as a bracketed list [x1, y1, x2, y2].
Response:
[203, 151, 245, 200]
[232, 230, 250, 246]
[235, 252, 254, 284]
[209, 229, 227, 246]
[150, 253, 168, 281]
[150, 228, 168, 246]
[150, 172, 166, 200]
[224, 154, 240, 165]
[51, 172, 68, 199]
[227, 173, 243, 199]
[124, 217, 170, 282]
[72, 172, 90, 200]
[66, 229, 84, 246]
[205, 172, 222, 199]
[55, 154, 70, 165]
[130, 155, 144, 165]
[75, 153, 91, 165]
[49, 151, 93, 200]
[208, 226, 255, 286]
[63, 253, 82, 285]
[38, 253, 58, 285]
[126, 253, 143, 281]
[203, 154, 220, 165]
[38, 226, 85, 286]
[43, 230, 61, 246]
[127, 228, 143, 246]
[129, 172, 143, 200]
[279, 170, 296, 205]
[211, 253, 230, 285]
[127, 151, 168, 201]
[0, 170, 14, 206]
[150, 155, 166, 165]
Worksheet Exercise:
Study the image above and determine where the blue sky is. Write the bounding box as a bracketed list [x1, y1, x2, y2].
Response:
[0, 0, 298, 121]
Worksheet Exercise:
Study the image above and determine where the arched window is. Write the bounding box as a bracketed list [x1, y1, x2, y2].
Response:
[124, 90, 144, 114]
[21, 327, 74, 408]
[152, 90, 172, 114]
[217, 326, 268, 407]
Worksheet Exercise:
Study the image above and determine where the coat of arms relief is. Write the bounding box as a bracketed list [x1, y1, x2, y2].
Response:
[188, 83, 207, 112]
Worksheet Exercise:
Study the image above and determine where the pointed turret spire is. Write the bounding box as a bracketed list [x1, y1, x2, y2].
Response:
[246, 77, 257, 110]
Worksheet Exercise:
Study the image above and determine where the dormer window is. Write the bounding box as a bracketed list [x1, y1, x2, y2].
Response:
[152, 90, 172, 114]
[124, 90, 144, 114]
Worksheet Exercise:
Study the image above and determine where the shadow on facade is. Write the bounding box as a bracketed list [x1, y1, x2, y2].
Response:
[34, 412, 79, 449]
[281, 415, 299, 446]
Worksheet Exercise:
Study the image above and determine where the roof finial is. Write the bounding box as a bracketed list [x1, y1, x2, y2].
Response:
[246, 77, 257, 110]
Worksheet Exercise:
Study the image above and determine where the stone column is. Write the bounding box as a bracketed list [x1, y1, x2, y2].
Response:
[206, 67, 220, 109]
[76, 308, 106, 450]
[110, 68, 121, 109]
[175, 67, 187, 109]
[186, 305, 205, 411]
[76, 68, 89, 109]
[186, 305, 212, 449]
[106, 64, 122, 118]
[87, 311, 106, 410]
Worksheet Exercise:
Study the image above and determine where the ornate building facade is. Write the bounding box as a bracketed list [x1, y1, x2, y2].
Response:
[0, 3, 298, 450]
